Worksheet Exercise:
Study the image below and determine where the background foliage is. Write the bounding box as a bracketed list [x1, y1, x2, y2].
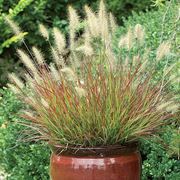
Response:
[141, 125, 179, 179]
[115, 0, 179, 92]
[0, 0, 159, 87]
[0, 88, 50, 180]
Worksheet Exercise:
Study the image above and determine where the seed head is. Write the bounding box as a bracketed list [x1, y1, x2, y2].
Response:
[17, 49, 38, 75]
[61, 67, 77, 82]
[41, 98, 49, 108]
[125, 29, 133, 50]
[8, 73, 24, 89]
[98, 0, 109, 42]
[75, 87, 87, 97]
[68, 6, 80, 49]
[157, 101, 173, 111]
[109, 13, 117, 33]
[53, 27, 66, 54]
[7, 83, 21, 94]
[49, 63, 61, 82]
[5, 16, 21, 35]
[39, 24, 49, 40]
[32, 47, 45, 65]
[76, 45, 94, 56]
[68, 6, 80, 29]
[134, 24, 144, 45]
[156, 41, 171, 61]
[85, 5, 99, 37]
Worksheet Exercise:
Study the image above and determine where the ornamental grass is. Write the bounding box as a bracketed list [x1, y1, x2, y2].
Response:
[7, 1, 178, 148]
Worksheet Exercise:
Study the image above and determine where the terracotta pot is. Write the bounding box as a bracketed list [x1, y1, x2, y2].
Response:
[50, 143, 141, 180]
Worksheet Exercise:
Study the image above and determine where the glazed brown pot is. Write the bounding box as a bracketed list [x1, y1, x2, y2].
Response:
[50, 143, 141, 180]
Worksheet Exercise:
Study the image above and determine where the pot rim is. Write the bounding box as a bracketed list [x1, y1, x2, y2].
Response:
[50, 141, 139, 157]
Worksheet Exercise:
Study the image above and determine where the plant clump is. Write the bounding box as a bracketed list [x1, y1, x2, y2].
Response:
[7, 1, 178, 148]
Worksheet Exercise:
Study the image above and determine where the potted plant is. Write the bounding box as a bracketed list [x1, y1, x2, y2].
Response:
[7, 1, 177, 179]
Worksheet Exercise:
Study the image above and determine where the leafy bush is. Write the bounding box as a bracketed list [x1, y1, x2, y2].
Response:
[140, 125, 180, 179]
[0, 88, 50, 180]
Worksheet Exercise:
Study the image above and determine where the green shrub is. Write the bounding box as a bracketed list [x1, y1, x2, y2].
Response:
[0, 88, 50, 180]
[140, 125, 180, 179]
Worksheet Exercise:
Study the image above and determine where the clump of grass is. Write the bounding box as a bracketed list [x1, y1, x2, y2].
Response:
[7, 1, 178, 148]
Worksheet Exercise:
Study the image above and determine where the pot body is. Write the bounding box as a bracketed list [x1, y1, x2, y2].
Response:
[50, 150, 141, 180]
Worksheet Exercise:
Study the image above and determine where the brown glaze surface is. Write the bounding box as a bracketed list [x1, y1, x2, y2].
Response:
[50, 151, 141, 180]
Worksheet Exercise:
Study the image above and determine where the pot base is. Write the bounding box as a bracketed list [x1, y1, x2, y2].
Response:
[50, 151, 141, 180]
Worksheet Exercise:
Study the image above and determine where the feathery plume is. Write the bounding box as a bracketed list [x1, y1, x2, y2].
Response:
[118, 36, 126, 48]
[25, 73, 32, 81]
[49, 63, 61, 82]
[98, 0, 109, 42]
[76, 45, 94, 56]
[105, 47, 115, 68]
[84, 27, 91, 45]
[109, 13, 117, 33]
[125, 29, 133, 50]
[53, 27, 66, 54]
[61, 67, 77, 81]
[25, 73, 36, 89]
[166, 104, 179, 114]
[85, 5, 99, 37]
[51, 47, 65, 67]
[25, 96, 37, 105]
[51, 47, 60, 65]
[17, 49, 38, 75]
[39, 24, 49, 40]
[68, 6, 80, 49]
[68, 6, 80, 29]
[157, 101, 173, 111]
[75, 87, 87, 97]
[32, 47, 45, 65]
[156, 41, 171, 61]
[41, 98, 49, 108]
[23, 110, 34, 116]
[134, 24, 144, 45]
[8, 73, 24, 89]
[118, 29, 133, 50]
[7, 83, 21, 94]
[5, 16, 21, 35]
